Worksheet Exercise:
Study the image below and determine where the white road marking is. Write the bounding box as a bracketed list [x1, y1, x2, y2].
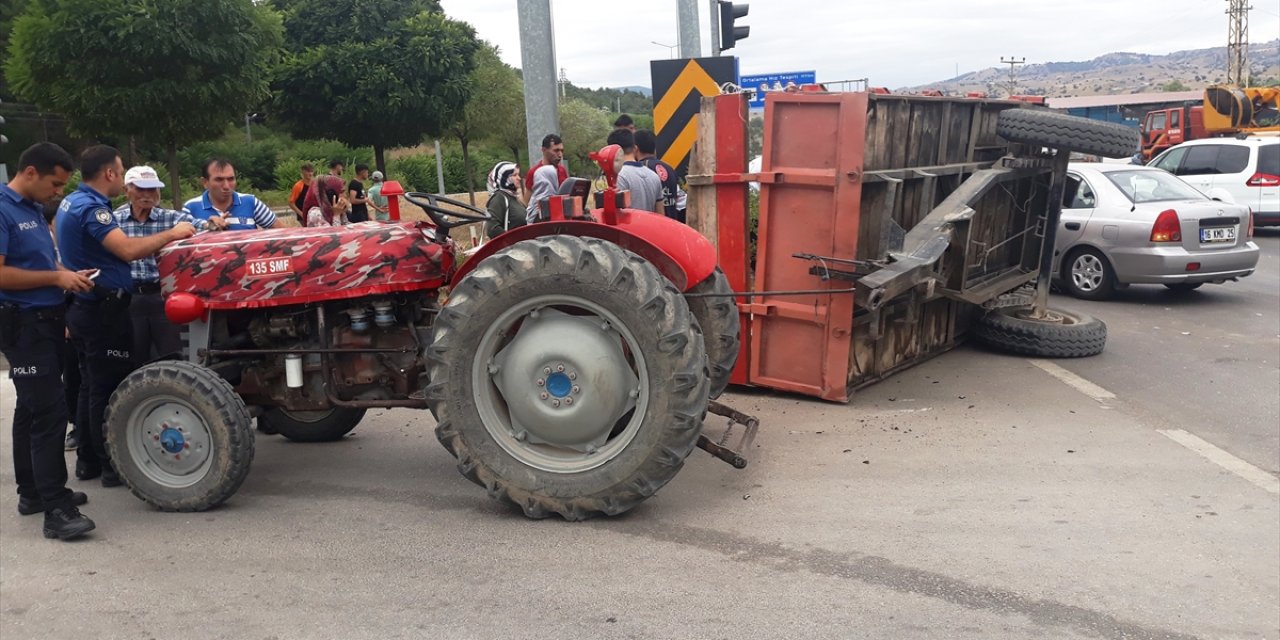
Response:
[1028, 359, 1116, 402]
[1158, 429, 1280, 494]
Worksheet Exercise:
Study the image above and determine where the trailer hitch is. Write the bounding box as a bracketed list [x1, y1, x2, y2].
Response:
[696, 400, 760, 469]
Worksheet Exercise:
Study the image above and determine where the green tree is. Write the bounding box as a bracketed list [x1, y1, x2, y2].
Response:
[1161, 80, 1190, 92]
[450, 44, 523, 203]
[557, 99, 612, 175]
[270, 0, 480, 175]
[4, 0, 282, 205]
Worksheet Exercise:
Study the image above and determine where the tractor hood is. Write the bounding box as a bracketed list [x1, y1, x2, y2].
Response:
[157, 221, 451, 310]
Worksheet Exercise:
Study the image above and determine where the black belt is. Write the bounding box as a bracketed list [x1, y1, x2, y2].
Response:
[132, 282, 161, 295]
[16, 305, 66, 322]
[74, 287, 130, 304]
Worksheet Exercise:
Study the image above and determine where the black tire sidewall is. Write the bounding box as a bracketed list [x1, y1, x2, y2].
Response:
[263, 407, 366, 443]
[685, 268, 740, 399]
[997, 108, 1141, 159]
[973, 307, 1107, 358]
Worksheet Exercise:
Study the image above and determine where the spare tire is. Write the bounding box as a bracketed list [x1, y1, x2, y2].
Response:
[972, 306, 1106, 358]
[997, 108, 1140, 159]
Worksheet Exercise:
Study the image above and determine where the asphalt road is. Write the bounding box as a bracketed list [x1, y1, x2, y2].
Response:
[1, 236, 1276, 640]
[1049, 228, 1280, 473]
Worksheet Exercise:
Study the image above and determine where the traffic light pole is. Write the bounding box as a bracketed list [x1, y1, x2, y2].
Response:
[709, 0, 722, 55]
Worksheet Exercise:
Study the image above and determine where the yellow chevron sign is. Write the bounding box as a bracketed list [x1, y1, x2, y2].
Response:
[649, 57, 738, 173]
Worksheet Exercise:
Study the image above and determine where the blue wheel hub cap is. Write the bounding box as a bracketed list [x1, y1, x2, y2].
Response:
[160, 427, 185, 454]
[546, 372, 573, 398]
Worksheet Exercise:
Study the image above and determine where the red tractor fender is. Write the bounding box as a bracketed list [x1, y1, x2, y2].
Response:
[451, 211, 718, 292]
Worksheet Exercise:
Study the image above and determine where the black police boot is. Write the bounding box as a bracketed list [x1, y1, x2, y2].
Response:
[100, 466, 123, 488]
[42, 506, 96, 540]
[18, 491, 89, 516]
[75, 458, 102, 481]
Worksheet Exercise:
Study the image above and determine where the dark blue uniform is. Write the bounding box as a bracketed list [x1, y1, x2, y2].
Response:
[0, 184, 75, 510]
[56, 184, 134, 484]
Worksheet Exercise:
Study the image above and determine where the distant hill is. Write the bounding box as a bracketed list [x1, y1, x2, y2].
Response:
[615, 85, 652, 98]
[908, 39, 1280, 97]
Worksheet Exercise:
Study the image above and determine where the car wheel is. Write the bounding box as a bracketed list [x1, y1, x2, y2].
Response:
[1063, 248, 1116, 300]
[1163, 283, 1203, 293]
[972, 306, 1107, 358]
[426, 236, 709, 521]
[997, 108, 1141, 159]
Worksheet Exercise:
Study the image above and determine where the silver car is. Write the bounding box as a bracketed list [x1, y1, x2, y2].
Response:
[1052, 163, 1260, 300]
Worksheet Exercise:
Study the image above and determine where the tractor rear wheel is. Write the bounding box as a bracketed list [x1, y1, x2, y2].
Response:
[685, 268, 740, 399]
[427, 236, 709, 520]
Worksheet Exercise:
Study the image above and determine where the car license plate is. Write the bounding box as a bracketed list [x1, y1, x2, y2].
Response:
[1200, 227, 1236, 243]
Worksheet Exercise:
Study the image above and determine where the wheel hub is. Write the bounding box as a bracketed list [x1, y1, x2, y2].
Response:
[159, 426, 186, 454]
[491, 308, 638, 451]
[128, 398, 214, 487]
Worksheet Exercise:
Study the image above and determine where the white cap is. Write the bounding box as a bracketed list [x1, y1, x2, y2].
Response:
[124, 166, 165, 189]
[371, 171, 384, 181]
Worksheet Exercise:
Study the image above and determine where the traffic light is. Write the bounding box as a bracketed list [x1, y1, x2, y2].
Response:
[718, 1, 749, 52]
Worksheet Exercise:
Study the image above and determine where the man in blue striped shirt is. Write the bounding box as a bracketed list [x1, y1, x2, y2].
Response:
[183, 158, 282, 231]
[115, 166, 194, 367]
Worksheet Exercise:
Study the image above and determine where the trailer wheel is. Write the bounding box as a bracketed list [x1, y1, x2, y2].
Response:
[427, 235, 709, 520]
[685, 268, 740, 399]
[260, 407, 366, 443]
[972, 307, 1106, 358]
[997, 108, 1140, 159]
[106, 361, 254, 512]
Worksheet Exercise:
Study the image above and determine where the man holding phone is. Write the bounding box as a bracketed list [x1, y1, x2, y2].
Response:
[57, 146, 195, 488]
[1, 143, 99, 540]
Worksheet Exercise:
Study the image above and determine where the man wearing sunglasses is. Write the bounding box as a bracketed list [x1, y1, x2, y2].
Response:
[113, 166, 195, 368]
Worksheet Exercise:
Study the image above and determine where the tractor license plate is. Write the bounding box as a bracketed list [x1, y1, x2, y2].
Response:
[1200, 227, 1235, 243]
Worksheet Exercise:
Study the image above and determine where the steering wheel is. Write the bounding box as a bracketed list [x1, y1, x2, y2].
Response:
[403, 192, 490, 233]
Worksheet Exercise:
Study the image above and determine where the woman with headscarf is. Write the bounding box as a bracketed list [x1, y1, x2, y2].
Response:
[302, 175, 351, 227]
[485, 161, 527, 239]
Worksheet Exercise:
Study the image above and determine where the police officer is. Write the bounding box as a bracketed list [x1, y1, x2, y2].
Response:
[57, 146, 195, 487]
[0, 142, 96, 540]
[184, 157, 283, 231]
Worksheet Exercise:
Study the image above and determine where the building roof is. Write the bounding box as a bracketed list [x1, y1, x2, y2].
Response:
[1047, 91, 1202, 109]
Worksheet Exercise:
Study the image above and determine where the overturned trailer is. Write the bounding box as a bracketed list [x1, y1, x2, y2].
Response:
[689, 91, 1139, 402]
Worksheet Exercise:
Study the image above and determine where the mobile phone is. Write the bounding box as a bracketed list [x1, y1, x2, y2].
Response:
[87, 270, 101, 280]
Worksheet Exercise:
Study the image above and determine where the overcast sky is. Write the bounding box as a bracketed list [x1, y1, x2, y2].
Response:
[439, 0, 1280, 90]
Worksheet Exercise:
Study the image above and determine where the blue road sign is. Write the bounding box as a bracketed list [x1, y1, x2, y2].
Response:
[740, 70, 817, 109]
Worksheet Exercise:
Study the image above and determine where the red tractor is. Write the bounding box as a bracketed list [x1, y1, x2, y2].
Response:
[103, 148, 747, 520]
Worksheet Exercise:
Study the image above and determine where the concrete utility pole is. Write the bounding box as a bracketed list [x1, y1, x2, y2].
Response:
[1226, 0, 1250, 86]
[709, 0, 721, 56]
[1000, 56, 1025, 97]
[518, 0, 559, 165]
[678, 0, 701, 58]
